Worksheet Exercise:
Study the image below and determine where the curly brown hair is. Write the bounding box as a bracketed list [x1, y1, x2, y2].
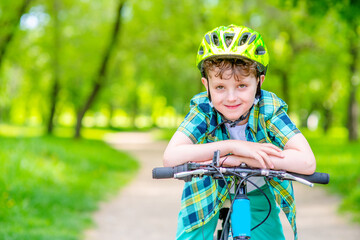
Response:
[201, 58, 258, 81]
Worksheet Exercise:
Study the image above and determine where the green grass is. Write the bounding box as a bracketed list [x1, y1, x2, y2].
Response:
[0, 124, 153, 140]
[0, 135, 139, 240]
[303, 128, 360, 223]
[0, 124, 120, 139]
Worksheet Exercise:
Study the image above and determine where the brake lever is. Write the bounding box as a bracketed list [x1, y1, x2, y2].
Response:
[174, 169, 209, 179]
[282, 173, 314, 187]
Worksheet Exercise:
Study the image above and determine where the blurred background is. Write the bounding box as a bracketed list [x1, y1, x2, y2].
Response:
[0, 0, 359, 239]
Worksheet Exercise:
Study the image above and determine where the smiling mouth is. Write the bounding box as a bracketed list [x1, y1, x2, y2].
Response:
[225, 104, 241, 109]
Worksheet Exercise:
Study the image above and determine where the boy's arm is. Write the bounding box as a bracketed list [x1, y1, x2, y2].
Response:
[163, 131, 284, 168]
[270, 133, 316, 174]
[219, 133, 316, 174]
[163, 131, 231, 167]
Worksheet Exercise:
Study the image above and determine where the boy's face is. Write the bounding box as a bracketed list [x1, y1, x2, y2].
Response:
[202, 68, 264, 125]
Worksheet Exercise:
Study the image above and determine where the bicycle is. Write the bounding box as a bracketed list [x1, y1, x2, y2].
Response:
[152, 150, 330, 240]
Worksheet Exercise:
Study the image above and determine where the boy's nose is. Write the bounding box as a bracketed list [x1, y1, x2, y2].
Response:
[227, 90, 237, 102]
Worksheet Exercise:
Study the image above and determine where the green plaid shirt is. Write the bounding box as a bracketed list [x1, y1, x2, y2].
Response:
[177, 90, 300, 239]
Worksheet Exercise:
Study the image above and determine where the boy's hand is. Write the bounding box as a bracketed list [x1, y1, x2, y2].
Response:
[232, 141, 284, 169]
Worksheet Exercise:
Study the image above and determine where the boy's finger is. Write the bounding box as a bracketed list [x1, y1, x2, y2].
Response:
[264, 143, 282, 152]
[270, 145, 282, 152]
[266, 149, 284, 158]
[257, 152, 271, 169]
[258, 151, 274, 168]
[253, 153, 266, 169]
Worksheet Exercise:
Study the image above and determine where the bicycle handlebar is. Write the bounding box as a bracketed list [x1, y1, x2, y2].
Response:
[152, 163, 329, 186]
[287, 171, 329, 184]
[152, 165, 187, 179]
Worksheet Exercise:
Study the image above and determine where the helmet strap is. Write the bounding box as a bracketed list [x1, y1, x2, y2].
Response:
[255, 76, 262, 99]
[207, 79, 212, 102]
[207, 106, 253, 137]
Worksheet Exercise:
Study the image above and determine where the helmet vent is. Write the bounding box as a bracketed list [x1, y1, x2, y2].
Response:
[199, 46, 204, 55]
[255, 46, 266, 55]
[248, 34, 257, 45]
[205, 34, 211, 44]
[224, 33, 235, 48]
[211, 32, 220, 46]
[239, 32, 251, 46]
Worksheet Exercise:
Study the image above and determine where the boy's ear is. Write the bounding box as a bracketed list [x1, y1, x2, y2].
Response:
[259, 75, 265, 86]
[201, 77, 209, 91]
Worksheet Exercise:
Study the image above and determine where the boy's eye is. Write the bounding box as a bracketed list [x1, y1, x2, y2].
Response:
[215, 86, 224, 90]
[238, 84, 246, 88]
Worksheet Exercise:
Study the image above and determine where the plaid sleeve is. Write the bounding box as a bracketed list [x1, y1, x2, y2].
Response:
[267, 107, 300, 148]
[177, 105, 209, 144]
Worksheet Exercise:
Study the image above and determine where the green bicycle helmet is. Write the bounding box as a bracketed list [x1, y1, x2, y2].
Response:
[196, 24, 269, 74]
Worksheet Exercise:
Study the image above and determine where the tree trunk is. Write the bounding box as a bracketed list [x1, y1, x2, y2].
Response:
[74, 1, 125, 138]
[0, 0, 32, 69]
[47, 0, 60, 134]
[130, 93, 139, 129]
[280, 70, 290, 107]
[347, 22, 359, 142]
[323, 107, 332, 133]
[108, 103, 114, 128]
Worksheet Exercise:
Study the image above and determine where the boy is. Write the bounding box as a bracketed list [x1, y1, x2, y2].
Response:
[163, 25, 316, 240]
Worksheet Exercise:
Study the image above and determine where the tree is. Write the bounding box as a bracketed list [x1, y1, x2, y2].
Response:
[47, 0, 61, 134]
[300, 0, 360, 140]
[347, 19, 359, 141]
[74, 0, 125, 138]
[0, 0, 32, 69]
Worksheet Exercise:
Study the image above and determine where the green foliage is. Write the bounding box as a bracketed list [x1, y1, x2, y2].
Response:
[0, 135, 139, 239]
[0, 0, 359, 132]
[304, 129, 360, 222]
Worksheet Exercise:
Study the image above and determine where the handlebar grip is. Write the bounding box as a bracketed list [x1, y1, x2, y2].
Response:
[152, 167, 175, 179]
[290, 172, 329, 184]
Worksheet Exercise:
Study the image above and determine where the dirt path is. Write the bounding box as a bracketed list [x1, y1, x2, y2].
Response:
[84, 132, 360, 240]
